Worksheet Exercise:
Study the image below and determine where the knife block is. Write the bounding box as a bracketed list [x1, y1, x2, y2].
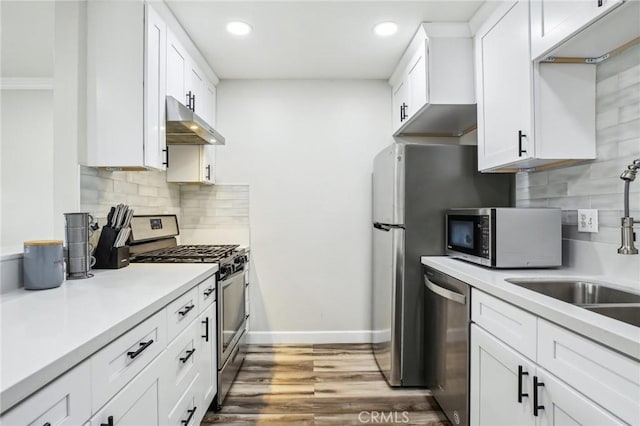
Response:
[94, 227, 130, 269]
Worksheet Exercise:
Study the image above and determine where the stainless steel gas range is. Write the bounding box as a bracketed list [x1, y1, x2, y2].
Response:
[128, 214, 248, 409]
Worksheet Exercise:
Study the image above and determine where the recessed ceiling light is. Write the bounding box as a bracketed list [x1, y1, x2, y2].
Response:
[374, 22, 398, 37]
[227, 21, 252, 36]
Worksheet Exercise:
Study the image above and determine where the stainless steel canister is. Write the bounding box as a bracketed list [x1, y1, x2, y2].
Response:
[23, 240, 65, 290]
[64, 212, 96, 279]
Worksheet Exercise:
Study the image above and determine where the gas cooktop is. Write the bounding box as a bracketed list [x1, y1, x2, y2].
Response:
[130, 244, 240, 264]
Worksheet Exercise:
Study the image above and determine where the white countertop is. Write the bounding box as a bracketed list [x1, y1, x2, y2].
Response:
[0, 263, 218, 413]
[421, 256, 640, 361]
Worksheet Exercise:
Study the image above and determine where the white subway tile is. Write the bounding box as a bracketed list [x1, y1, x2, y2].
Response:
[596, 108, 619, 130]
[618, 138, 640, 157]
[113, 180, 138, 195]
[619, 64, 640, 89]
[138, 186, 158, 197]
[545, 196, 591, 209]
[620, 103, 640, 123]
[596, 74, 619, 96]
[596, 142, 618, 160]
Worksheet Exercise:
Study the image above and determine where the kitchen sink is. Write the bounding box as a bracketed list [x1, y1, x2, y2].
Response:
[583, 305, 640, 328]
[505, 279, 640, 305]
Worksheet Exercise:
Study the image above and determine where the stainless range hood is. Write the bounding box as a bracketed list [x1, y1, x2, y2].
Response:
[165, 96, 225, 145]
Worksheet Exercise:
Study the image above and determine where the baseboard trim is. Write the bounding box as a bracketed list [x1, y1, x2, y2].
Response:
[246, 330, 373, 345]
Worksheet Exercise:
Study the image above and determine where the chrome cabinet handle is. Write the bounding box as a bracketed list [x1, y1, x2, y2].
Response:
[423, 275, 466, 305]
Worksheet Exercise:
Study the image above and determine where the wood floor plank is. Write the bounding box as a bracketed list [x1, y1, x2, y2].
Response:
[207, 343, 450, 425]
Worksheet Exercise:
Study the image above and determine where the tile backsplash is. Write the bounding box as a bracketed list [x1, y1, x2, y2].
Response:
[179, 185, 249, 229]
[516, 43, 640, 245]
[80, 167, 249, 234]
[80, 167, 181, 224]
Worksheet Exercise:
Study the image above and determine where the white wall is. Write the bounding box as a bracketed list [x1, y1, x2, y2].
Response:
[1, 90, 55, 249]
[216, 80, 392, 343]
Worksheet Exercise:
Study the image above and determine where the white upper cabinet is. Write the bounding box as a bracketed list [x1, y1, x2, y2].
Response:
[475, 0, 596, 172]
[476, 1, 533, 171]
[167, 30, 187, 103]
[389, 23, 476, 137]
[530, 0, 624, 60]
[166, 29, 216, 124]
[166, 145, 215, 185]
[85, 1, 167, 170]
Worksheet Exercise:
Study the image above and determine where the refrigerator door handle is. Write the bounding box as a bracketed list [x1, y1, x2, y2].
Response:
[374, 223, 405, 231]
[424, 275, 467, 305]
[374, 223, 391, 231]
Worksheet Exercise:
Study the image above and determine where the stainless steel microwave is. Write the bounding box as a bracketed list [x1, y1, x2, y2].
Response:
[445, 208, 562, 268]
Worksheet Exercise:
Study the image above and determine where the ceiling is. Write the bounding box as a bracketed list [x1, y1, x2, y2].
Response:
[166, 1, 484, 80]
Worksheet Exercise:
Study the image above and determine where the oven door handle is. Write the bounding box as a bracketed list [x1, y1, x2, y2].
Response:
[424, 275, 466, 305]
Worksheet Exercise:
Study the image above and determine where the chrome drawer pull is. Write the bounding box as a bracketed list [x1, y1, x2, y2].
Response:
[127, 340, 154, 359]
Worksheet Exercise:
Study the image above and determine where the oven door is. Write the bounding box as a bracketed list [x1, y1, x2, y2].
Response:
[218, 269, 246, 367]
[446, 214, 491, 265]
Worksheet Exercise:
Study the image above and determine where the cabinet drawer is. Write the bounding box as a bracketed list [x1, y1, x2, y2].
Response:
[1, 361, 91, 426]
[91, 309, 167, 413]
[471, 289, 537, 360]
[90, 350, 165, 426]
[167, 373, 202, 426]
[538, 319, 640, 425]
[167, 287, 199, 341]
[165, 317, 201, 409]
[198, 275, 216, 313]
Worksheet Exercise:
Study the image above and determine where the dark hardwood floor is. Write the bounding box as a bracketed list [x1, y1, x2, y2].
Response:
[202, 344, 449, 425]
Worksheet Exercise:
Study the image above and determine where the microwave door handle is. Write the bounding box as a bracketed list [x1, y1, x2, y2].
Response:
[424, 275, 466, 305]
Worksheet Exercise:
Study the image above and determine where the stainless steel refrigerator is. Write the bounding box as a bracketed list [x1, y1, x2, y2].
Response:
[372, 143, 513, 387]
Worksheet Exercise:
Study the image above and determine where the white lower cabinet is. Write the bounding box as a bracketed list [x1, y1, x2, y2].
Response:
[0, 361, 91, 426]
[470, 288, 635, 426]
[471, 324, 536, 426]
[90, 352, 166, 426]
[165, 317, 201, 409]
[1, 273, 219, 426]
[198, 303, 217, 407]
[167, 374, 202, 426]
[535, 368, 625, 426]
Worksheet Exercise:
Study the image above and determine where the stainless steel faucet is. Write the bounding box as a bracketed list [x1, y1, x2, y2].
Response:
[618, 158, 640, 255]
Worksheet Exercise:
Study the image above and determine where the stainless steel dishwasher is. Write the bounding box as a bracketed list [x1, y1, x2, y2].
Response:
[423, 265, 470, 426]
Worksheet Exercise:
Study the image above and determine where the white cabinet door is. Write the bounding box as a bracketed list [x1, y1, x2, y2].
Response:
[186, 63, 205, 116]
[476, 1, 533, 171]
[198, 303, 217, 408]
[202, 82, 216, 126]
[392, 78, 409, 131]
[166, 145, 214, 184]
[530, 0, 624, 60]
[471, 324, 536, 426]
[90, 353, 165, 426]
[407, 43, 428, 118]
[0, 361, 91, 426]
[143, 3, 166, 170]
[166, 30, 187, 103]
[535, 368, 625, 426]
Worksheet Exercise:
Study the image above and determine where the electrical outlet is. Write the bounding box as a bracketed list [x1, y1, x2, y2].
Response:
[578, 209, 598, 233]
